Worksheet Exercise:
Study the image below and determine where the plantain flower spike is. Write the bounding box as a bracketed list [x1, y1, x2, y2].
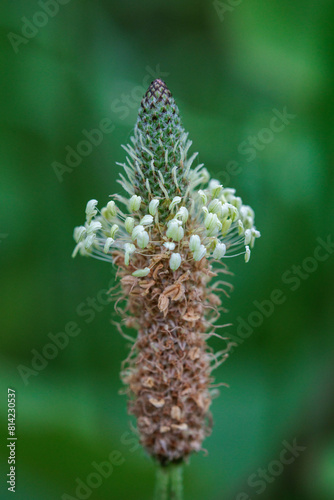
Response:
[72, 79, 261, 465]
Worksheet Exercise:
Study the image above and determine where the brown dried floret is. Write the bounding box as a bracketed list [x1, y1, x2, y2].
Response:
[115, 229, 229, 465]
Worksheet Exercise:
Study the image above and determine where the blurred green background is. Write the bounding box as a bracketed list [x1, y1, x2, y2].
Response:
[1, 1, 334, 499]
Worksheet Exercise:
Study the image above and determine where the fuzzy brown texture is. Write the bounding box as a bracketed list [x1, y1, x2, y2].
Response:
[114, 240, 232, 465]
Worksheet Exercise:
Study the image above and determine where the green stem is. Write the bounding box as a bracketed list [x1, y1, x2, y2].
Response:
[170, 464, 183, 500]
[154, 466, 169, 500]
[154, 464, 183, 500]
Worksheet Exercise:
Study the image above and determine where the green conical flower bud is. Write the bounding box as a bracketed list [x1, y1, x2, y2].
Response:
[118, 80, 198, 212]
[132, 79, 189, 203]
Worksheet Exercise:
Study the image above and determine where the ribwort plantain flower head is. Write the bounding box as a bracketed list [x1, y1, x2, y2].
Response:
[72, 79, 260, 465]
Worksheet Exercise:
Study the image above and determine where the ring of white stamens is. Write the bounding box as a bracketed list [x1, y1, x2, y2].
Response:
[73, 154, 260, 267]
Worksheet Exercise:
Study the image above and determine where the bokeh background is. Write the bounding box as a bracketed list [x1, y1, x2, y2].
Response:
[1, 1, 334, 499]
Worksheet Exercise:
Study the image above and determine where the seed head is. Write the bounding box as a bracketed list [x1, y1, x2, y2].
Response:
[72, 80, 261, 464]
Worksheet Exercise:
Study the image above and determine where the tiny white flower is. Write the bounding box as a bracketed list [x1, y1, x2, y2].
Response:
[220, 203, 229, 219]
[209, 179, 220, 190]
[213, 185, 223, 198]
[124, 243, 136, 254]
[129, 195, 142, 212]
[136, 230, 149, 249]
[84, 233, 96, 250]
[250, 228, 261, 248]
[239, 206, 248, 220]
[166, 220, 184, 242]
[149, 199, 160, 216]
[132, 267, 150, 277]
[72, 242, 85, 258]
[237, 220, 244, 235]
[222, 188, 236, 201]
[110, 224, 119, 238]
[245, 245, 251, 263]
[73, 226, 86, 243]
[103, 237, 114, 253]
[125, 217, 135, 234]
[221, 218, 232, 236]
[213, 242, 226, 259]
[244, 229, 252, 246]
[163, 242, 176, 251]
[193, 244, 207, 262]
[208, 199, 221, 215]
[244, 216, 253, 230]
[227, 203, 239, 222]
[169, 196, 182, 210]
[85, 199, 98, 223]
[86, 221, 102, 235]
[167, 218, 183, 226]
[140, 214, 154, 226]
[209, 180, 223, 198]
[189, 235, 201, 252]
[101, 207, 110, 220]
[169, 252, 182, 271]
[245, 205, 255, 219]
[204, 213, 222, 236]
[197, 190, 207, 205]
[106, 200, 117, 217]
[240, 205, 254, 225]
[232, 196, 242, 209]
[132, 224, 145, 240]
[124, 243, 136, 265]
[176, 206, 189, 224]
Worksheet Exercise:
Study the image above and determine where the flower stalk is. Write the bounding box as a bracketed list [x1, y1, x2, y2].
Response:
[154, 464, 183, 500]
[72, 79, 260, 490]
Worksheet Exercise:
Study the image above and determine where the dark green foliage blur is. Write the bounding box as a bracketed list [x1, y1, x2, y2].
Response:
[1, 1, 334, 499]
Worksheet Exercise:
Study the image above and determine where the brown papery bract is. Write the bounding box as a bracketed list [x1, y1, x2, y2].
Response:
[116, 230, 231, 465]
